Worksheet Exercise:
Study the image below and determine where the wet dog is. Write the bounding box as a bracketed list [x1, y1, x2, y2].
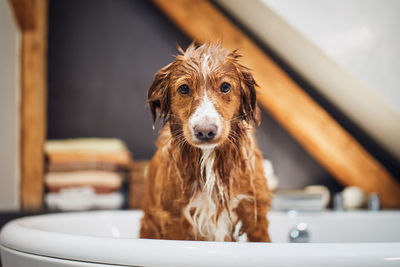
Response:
[140, 43, 271, 242]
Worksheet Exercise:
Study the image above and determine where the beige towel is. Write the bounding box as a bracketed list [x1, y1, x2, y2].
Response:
[45, 138, 129, 154]
[47, 152, 131, 166]
[45, 171, 123, 192]
[47, 161, 126, 172]
[45, 138, 132, 167]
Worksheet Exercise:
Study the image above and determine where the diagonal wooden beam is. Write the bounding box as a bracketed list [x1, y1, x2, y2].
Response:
[153, 0, 400, 208]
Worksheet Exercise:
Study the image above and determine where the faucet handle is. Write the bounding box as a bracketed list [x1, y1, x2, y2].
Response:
[333, 192, 345, 211]
[368, 193, 380, 211]
[289, 223, 309, 243]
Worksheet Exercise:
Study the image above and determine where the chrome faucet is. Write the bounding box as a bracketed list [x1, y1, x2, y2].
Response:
[333, 192, 345, 211]
[289, 222, 309, 243]
[368, 193, 380, 211]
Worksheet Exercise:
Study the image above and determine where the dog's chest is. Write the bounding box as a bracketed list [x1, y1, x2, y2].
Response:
[182, 148, 237, 241]
[183, 190, 234, 241]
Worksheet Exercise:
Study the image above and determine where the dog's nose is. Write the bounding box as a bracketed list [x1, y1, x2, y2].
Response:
[194, 124, 217, 141]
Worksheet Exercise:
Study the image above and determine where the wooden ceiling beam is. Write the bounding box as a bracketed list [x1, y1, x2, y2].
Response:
[153, 0, 400, 207]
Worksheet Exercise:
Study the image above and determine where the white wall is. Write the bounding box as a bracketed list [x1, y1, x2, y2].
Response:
[0, 0, 21, 210]
[216, 0, 400, 160]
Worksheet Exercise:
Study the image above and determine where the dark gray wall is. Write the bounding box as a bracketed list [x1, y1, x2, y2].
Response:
[47, 0, 342, 191]
[47, 0, 190, 159]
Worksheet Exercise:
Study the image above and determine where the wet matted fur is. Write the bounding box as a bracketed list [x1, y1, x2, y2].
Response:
[140, 43, 271, 242]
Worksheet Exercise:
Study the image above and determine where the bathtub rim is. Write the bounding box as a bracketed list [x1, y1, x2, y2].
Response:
[1, 210, 400, 267]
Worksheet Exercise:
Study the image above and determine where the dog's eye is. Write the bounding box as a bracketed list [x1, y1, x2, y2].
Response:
[178, 84, 190, 95]
[220, 83, 231, 93]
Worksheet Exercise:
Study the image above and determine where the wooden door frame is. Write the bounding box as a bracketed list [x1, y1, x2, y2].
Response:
[9, 0, 48, 210]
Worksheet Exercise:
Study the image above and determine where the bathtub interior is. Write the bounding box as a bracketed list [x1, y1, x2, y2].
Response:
[13, 210, 400, 243]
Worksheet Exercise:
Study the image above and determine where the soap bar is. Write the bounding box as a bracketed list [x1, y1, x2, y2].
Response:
[342, 186, 366, 209]
[305, 185, 330, 207]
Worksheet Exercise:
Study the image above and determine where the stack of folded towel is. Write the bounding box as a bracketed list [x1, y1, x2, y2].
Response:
[129, 160, 149, 209]
[44, 138, 131, 211]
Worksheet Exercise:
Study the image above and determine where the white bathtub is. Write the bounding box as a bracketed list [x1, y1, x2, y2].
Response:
[1, 210, 399, 267]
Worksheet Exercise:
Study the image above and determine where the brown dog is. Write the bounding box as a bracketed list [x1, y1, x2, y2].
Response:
[140, 43, 271, 242]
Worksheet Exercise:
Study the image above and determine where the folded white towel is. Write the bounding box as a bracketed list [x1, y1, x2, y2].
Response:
[45, 187, 124, 211]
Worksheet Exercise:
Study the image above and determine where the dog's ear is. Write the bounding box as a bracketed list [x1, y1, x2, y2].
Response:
[147, 63, 174, 127]
[237, 66, 261, 126]
[253, 105, 261, 126]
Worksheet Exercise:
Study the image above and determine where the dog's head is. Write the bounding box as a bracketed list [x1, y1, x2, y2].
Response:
[148, 43, 260, 149]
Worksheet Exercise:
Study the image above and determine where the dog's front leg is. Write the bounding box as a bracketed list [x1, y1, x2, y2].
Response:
[236, 198, 271, 242]
[141, 207, 192, 240]
[140, 211, 162, 239]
